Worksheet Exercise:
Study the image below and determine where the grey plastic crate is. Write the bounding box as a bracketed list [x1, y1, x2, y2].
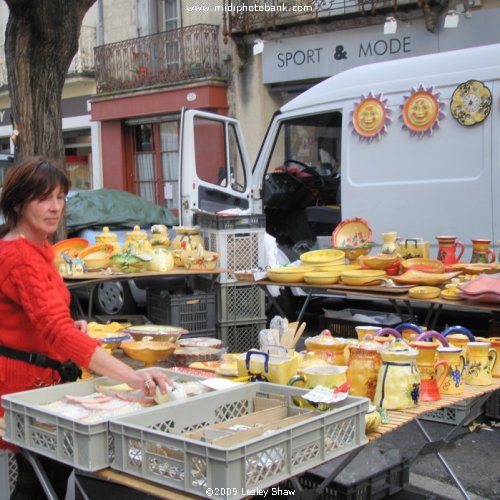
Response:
[1, 370, 211, 471]
[202, 227, 265, 283]
[217, 320, 267, 353]
[109, 383, 369, 500]
[0, 450, 18, 498]
[418, 398, 484, 425]
[217, 281, 266, 323]
[485, 389, 500, 419]
[147, 290, 216, 336]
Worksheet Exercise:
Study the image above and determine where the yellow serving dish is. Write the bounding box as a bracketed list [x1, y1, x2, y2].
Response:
[441, 289, 461, 301]
[78, 243, 116, 269]
[300, 249, 345, 267]
[340, 269, 386, 286]
[358, 253, 400, 270]
[401, 258, 446, 274]
[121, 340, 177, 367]
[391, 270, 461, 286]
[319, 264, 362, 273]
[267, 266, 313, 283]
[408, 286, 441, 300]
[303, 271, 341, 285]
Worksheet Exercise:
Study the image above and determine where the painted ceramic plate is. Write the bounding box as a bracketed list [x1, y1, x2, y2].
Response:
[450, 80, 492, 127]
[401, 85, 445, 137]
[352, 93, 391, 140]
[332, 217, 373, 248]
[53, 238, 89, 258]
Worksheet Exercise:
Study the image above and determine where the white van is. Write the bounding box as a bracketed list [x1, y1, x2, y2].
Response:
[180, 43, 500, 261]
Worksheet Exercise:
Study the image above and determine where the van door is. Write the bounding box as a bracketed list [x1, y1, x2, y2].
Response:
[178, 109, 253, 225]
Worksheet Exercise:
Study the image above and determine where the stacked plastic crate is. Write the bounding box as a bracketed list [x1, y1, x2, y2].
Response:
[197, 213, 267, 352]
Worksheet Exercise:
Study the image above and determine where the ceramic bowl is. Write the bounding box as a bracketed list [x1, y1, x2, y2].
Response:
[358, 253, 400, 270]
[340, 269, 386, 286]
[391, 270, 461, 286]
[319, 264, 362, 273]
[181, 250, 219, 270]
[441, 289, 461, 301]
[122, 325, 187, 343]
[267, 266, 313, 283]
[300, 249, 345, 267]
[335, 243, 375, 263]
[401, 258, 446, 274]
[408, 286, 441, 300]
[78, 243, 116, 269]
[53, 238, 89, 259]
[121, 340, 177, 367]
[303, 271, 341, 285]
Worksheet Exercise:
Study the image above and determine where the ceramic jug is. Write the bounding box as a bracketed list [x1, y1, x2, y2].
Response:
[354, 326, 381, 341]
[172, 226, 204, 252]
[346, 342, 383, 400]
[410, 331, 449, 401]
[381, 232, 400, 255]
[373, 340, 420, 410]
[435, 347, 466, 395]
[488, 337, 500, 377]
[470, 239, 496, 264]
[395, 323, 425, 344]
[150, 224, 171, 249]
[442, 326, 475, 363]
[374, 327, 403, 345]
[436, 236, 465, 265]
[465, 342, 497, 386]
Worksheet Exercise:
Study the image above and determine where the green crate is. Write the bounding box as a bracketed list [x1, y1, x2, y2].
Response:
[109, 383, 369, 500]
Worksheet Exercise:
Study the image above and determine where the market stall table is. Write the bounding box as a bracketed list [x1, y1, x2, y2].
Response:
[256, 279, 500, 329]
[64, 267, 225, 319]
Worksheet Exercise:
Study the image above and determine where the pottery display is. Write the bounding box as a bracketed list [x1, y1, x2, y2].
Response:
[77, 243, 116, 270]
[391, 270, 461, 286]
[303, 271, 341, 285]
[408, 286, 441, 300]
[373, 340, 420, 410]
[489, 337, 500, 377]
[358, 253, 400, 270]
[394, 323, 425, 343]
[465, 341, 497, 386]
[340, 269, 386, 286]
[470, 239, 496, 264]
[435, 347, 466, 395]
[237, 349, 298, 385]
[355, 326, 381, 341]
[436, 236, 465, 265]
[123, 225, 153, 255]
[401, 258, 445, 274]
[267, 266, 314, 283]
[95, 227, 121, 254]
[288, 365, 347, 390]
[150, 224, 170, 248]
[380, 232, 399, 255]
[149, 248, 174, 272]
[300, 249, 345, 268]
[172, 226, 204, 252]
[304, 332, 347, 365]
[121, 339, 177, 367]
[442, 326, 475, 361]
[346, 342, 383, 400]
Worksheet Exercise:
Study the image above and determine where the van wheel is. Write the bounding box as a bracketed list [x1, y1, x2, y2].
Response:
[93, 281, 136, 316]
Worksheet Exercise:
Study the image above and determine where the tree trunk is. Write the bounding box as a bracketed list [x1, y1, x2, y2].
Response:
[4, 0, 96, 163]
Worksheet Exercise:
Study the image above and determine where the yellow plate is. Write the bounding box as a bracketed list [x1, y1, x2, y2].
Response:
[303, 271, 341, 285]
[359, 253, 400, 270]
[300, 249, 345, 265]
[441, 289, 462, 301]
[408, 286, 441, 300]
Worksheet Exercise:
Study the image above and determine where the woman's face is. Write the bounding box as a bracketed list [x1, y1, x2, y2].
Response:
[19, 185, 66, 239]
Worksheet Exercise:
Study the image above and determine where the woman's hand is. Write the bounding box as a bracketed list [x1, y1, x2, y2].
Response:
[126, 369, 174, 397]
[74, 320, 88, 334]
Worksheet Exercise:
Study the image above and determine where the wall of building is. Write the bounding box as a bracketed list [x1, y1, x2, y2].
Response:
[103, 0, 138, 43]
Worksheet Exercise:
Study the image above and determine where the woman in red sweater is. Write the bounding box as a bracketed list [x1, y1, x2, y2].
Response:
[0, 158, 171, 497]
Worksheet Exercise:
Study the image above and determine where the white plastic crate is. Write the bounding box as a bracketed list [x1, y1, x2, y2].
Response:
[109, 383, 369, 500]
[0, 450, 18, 498]
[1, 370, 210, 471]
[217, 320, 267, 353]
[217, 282, 266, 323]
[202, 227, 265, 283]
[418, 398, 484, 425]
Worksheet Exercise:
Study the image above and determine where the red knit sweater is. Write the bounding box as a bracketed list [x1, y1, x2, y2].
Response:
[0, 238, 99, 424]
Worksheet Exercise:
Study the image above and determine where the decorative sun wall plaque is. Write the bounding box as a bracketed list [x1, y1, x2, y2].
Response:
[401, 85, 445, 137]
[351, 92, 391, 142]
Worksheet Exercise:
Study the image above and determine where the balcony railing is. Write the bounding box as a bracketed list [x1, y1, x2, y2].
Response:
[224, 0, 425, 34]
[0, 26, 96, 87]
[95, 24, 222, 94]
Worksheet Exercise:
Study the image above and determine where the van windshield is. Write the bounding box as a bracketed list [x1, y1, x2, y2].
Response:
[262, 111, 342, 248]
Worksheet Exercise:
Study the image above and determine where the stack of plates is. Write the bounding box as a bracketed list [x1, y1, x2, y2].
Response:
[459, 274, 500, 303]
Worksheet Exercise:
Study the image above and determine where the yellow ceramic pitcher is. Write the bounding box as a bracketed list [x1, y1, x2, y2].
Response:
[346, 342, 383, 400]
[465, 342, 498, 386]
[435, 347, 466, 395]
[489, 338, 500, 378]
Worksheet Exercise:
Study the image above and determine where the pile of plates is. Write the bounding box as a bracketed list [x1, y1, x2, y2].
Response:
[459, 274, 500, 303]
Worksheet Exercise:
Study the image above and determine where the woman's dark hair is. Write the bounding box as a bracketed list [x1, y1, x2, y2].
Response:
[0, 157, 70, 237]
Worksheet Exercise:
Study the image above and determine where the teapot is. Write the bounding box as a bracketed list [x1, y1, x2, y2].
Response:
[373, 340, 420, 410]
[304, 331, 347, 366]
